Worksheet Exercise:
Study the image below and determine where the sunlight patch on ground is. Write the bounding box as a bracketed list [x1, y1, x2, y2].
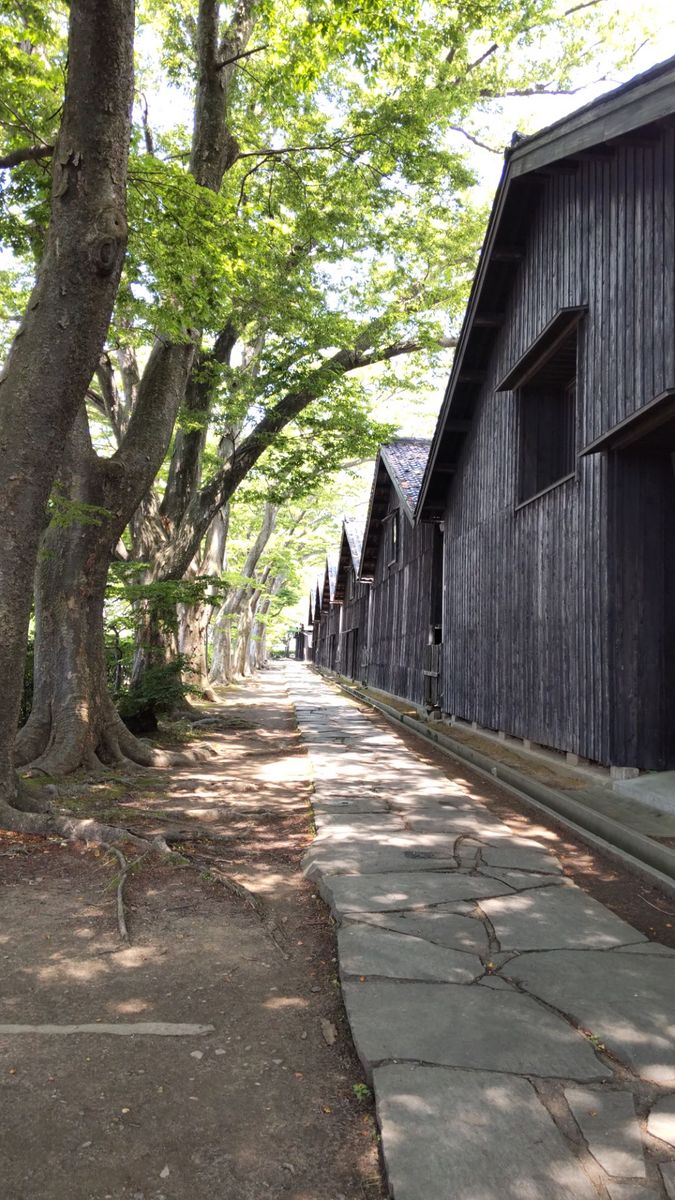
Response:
[255, 756, 310, 783]
[262, 995, 309, 1011]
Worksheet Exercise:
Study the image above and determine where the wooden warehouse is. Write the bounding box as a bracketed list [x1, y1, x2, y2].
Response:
[313, 556, 340, 672]
[333, 519, 369, 681]
[417, 57, 675, 771]
[308, 581, 321, 662]
[359, 440, 441, 707]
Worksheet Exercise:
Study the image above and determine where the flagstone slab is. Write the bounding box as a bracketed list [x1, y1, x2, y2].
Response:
[318, 871, 515, 917]
[313, 814, 406, 835]
[342, 979, 610, 1080]
[338, 923, 481, 983]
[476, 973, 516, 990]
[303, 843, 458, 879]
[483, 869, 566, 890]
[481, 886, 645, 951]
[564, 1086, 645, 1176]
[343, 909, 489, 955]
[607, 1183, 659, 1200]
[647, 1094, 675, 1148]
[374, 1065, 600, 1200]
[508, 950, 675, 1083]
[312, 798, 392, 819]
[476, 840, 563, 873]
[614, 943, 675, 956]
[404, 810, 511, 837]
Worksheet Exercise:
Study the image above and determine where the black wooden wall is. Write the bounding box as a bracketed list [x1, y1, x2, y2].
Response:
[340, 566, 370, 681]
[440, 128, 675, 767]
[367, 484, 436, 706]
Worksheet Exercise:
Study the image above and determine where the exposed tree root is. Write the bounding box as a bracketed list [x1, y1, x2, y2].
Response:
[102, 844, 131, 942]
[15, 700, 215, 778]
[0, 789, 286, 957]
[100, 845, 153, 944]
[0, 779, 175, 856]
[201, 862, 289, 960]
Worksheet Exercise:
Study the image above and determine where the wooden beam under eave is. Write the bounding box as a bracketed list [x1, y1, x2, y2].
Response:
[473, 313, 504, 328]
[444, 419, 471, 433]
[531, 160, 579, 177]
[457, 370, 485, 384]
[491, 245, 524, 262]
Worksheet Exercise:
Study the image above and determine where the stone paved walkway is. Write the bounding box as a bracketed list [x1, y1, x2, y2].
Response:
[286, 663, 675, 1200]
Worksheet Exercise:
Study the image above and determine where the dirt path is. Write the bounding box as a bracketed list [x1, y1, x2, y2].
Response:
[0, 666, 385, 1200]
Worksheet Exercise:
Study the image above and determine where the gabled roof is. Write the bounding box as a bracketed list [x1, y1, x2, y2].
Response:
[312, 578, 322, 623]
[320, 554, 339, 610]
[334, 518, 367, 602]
[417, 53, 675, 519]
[359, 438, 432, 579]
[344, 518, 365, 568]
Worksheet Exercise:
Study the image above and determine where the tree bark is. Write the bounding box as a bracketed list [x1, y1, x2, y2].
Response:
[12, 0, 258, 776]
[176, 507, 229, 699]
[0, 0, 134, 822]
[15, 411, 179, 775]
[209, 503, 277, 684]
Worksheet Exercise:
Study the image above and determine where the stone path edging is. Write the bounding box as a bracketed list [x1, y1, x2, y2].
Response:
[331, 672, 675, 901]
[287, 663, 675, 1200]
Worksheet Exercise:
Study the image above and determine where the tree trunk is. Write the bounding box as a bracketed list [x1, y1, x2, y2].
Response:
[0, 0, 134, 822]
[233, 565, 272, 677]
[15, 412, 176, 775]
[178, 601, 217, 700]
[209, 617, 235, 685]
[209, 502, 277, 684]
[177, 505, 229, 699]
[10, 1, 257, 779]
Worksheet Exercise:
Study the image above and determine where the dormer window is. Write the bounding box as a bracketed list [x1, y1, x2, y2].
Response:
[518, 354, 577, 503]
[498, 309, 584, 506]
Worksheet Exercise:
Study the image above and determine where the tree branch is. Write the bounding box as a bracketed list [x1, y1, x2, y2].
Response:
[216, 42, 268, 68]
[150, 329, 457, 581]
[448, 125, 501, 155]
[0, 143, 54, 169]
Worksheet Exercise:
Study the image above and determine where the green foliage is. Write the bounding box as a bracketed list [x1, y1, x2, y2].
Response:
[47, 487, 111, 530]
[116, 657, 195, 721]
[0, 3, 67, 259]
[107, 564, 225, 630]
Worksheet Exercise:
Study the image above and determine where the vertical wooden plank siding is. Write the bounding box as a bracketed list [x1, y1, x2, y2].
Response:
[340, 566, 371, 680]
[441, 130, 675, 767]
[366, 485, 436, 706]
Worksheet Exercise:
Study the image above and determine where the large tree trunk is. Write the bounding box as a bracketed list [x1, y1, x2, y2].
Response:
[176, 506, 229, 700]
[11, 1, 257, 777]
[232, 565, 272, 677]
[0, 0, 134, 823]
[209, 502, 277, 684]
[209, 617, 234, 685]
[178, 601, 216, 700]
[15, 413, 176, 775]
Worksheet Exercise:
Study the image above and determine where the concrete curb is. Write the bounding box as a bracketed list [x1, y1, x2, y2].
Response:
[318, 669, 675, 906]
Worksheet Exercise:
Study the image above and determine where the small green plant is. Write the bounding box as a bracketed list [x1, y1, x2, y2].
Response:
[116, 657, 196, 730]
[352, 1082, 371, 1102]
